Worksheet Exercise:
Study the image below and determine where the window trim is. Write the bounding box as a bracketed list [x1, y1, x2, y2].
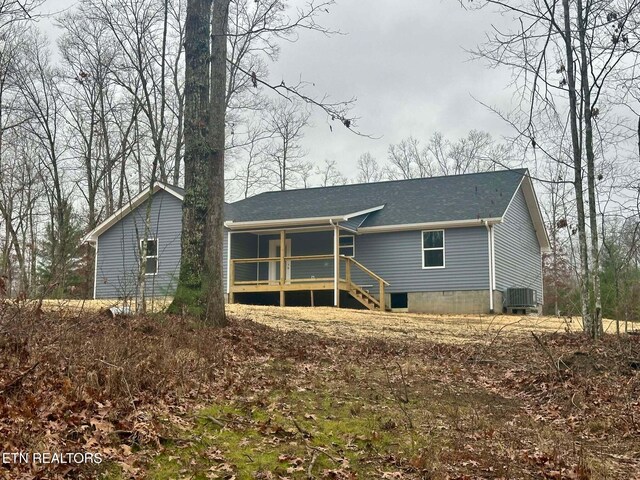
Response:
[339, 234, 355, 258]
[421, 229, 445, 269]
[140, 237, 159, 276]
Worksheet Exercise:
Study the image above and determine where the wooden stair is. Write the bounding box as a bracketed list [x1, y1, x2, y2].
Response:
[349, 285, 381, 311]
[342, 256, 390, 312]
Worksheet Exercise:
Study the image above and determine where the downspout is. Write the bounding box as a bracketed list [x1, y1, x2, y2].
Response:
[484, 221, 495, 313]
[330, 219, 339, 306]
[490, 223, 496, 304]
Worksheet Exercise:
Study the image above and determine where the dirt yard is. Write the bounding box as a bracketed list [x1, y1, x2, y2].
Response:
[2, 301, 639, 479]
[43, 299, 627, 343]
[228, 304, 627, 343]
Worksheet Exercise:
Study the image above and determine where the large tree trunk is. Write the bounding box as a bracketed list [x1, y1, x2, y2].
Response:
[170, 0, 228, 326]
[203, 0, 230, 324]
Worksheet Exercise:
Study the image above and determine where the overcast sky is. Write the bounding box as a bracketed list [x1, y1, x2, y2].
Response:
[271, 0, 518, 178]
[40, 0, 518, 179]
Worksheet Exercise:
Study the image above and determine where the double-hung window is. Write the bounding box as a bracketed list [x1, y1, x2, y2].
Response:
[339, 234, 355, 257]
[422, 230, 444, 268]
[140, 238, 158, 275]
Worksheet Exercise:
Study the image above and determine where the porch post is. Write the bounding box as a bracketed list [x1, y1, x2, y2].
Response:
[227, 231, 234, 303]
[279, 229, 285, 307]
[334, 224, 340, 307]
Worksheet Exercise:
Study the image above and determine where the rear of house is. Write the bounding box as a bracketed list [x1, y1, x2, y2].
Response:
[84, 169, 549, 314]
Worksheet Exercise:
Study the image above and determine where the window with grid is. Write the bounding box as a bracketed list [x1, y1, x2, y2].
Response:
[140, 238, 158, 275]
[422, 230, 444, 268]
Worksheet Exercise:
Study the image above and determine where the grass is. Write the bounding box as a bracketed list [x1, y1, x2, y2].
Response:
[144, 356, 527, 479]
[150, 387, 433, 477]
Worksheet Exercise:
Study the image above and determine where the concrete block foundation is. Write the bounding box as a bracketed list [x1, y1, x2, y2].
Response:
[405, 290, 504, 315]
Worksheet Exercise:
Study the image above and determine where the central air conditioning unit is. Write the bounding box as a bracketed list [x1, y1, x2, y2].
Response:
[504, 288, 536, 312]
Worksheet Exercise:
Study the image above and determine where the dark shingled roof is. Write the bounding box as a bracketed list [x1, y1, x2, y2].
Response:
[161, 184, 243, 218]
[225, 168, 528, 227]
[162, 183, 185, 197]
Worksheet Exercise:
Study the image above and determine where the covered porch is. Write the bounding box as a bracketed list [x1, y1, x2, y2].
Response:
[226, 226, 389, 311]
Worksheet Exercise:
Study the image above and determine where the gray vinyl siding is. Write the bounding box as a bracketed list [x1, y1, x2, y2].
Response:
[493, 186, 544, 303]
[95, 190, 182, 299]
[352, 227, 490, 295]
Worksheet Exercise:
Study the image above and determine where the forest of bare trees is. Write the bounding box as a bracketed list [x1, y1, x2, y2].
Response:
[469, 0, 640, 337]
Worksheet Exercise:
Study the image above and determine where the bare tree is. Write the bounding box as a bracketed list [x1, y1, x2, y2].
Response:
[58, 11, 120, 230]
[16, 31, 73, 294]
[170, 0, 357, 323]
[386, 136, 432, 180]
[228, 119, 271, 199]
[314, 159, 347, 187]
[84, 0, 183, 185]
[356, 152, 384, 183]
[471, 0, 640, 337]
[263, 98, 311, 190]
[0, 25, 42, 296]
[428, 131, 510, 175]
[539, 161, 575, 316]
[0, 0, 44, 31]
[385, 131, 511, 180]
[0, 133, 43, 295]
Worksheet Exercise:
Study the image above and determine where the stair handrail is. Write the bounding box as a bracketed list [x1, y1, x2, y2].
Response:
[342, 256, 390, 286]
[342, 256, 388, 311]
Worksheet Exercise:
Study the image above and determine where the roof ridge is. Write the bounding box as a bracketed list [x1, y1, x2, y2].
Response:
[230, 168, 528, 203]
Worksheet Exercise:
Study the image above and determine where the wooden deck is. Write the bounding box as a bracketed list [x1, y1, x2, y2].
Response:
[229, 253, 389, 311]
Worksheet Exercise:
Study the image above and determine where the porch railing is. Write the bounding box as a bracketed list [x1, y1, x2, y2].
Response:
[343, 256, 390, 311]
[229, 254, 389, 310]
[230, 254, 335, 285]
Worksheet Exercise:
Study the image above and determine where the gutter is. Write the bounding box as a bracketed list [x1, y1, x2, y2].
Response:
[224, 215, 345, 230]
[224, 205, 386, 231]
[358, 217, 503, 234]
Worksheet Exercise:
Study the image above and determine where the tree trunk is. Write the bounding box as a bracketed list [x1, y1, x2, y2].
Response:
[577, 0, 603, 339]
[169, 0, 228, 327]
[562, 0, 592, 332]
[203, 0, 230, 324]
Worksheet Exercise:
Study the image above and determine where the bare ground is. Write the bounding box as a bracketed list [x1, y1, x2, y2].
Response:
[227, 304, 628, 343]
[43, 299, 627, 342]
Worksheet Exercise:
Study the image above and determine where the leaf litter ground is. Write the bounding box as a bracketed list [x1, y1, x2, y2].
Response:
[1, 302, 639, 479]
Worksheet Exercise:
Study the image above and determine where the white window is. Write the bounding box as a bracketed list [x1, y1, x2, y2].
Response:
[422, 230, 444, 269]
[339, 234, 355, 257]
[140, 238, 158, 275]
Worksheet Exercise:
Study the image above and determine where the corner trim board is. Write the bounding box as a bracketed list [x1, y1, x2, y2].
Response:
[93, 237, 98, 299]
